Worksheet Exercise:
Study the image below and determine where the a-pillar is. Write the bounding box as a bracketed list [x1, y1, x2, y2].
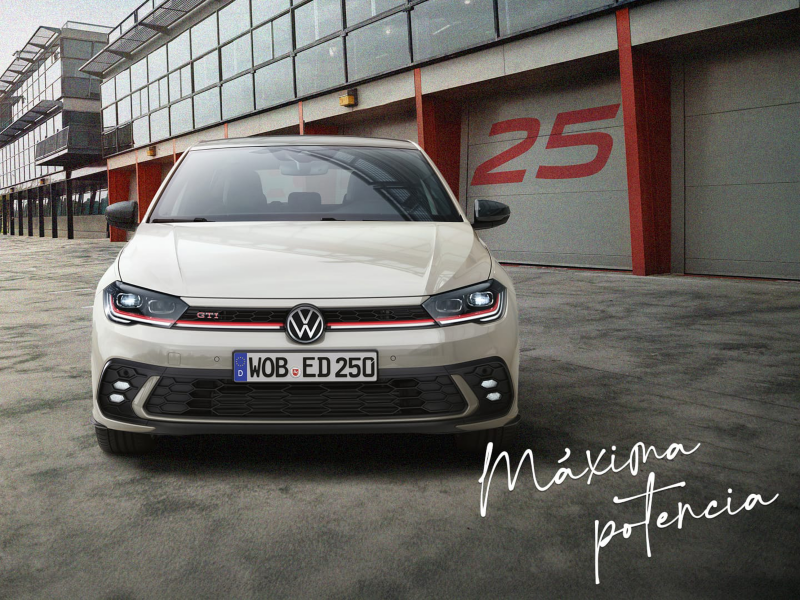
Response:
[616, 7, 672, 275]
[136, 160, 163, 221]
[107, 167, 132, 242]
[414, 68, 462, 204]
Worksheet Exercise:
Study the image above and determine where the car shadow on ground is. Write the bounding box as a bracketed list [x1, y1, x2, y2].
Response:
[119, 420, 578, 479]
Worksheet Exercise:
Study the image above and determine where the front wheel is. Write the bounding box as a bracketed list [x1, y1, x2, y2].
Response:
[455, 424, 517, 454]
[95, 425, 155, 455]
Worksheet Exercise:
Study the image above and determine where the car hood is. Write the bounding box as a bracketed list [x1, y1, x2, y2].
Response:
[117, 221, 491, 299]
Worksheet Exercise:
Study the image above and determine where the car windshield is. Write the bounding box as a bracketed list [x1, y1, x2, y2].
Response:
[149, 145, 463, 223]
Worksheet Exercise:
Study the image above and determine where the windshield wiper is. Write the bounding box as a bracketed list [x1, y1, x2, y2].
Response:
[151, 217, 212, 223]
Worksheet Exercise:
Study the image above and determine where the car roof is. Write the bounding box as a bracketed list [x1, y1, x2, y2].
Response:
[192, 135, 419, 151]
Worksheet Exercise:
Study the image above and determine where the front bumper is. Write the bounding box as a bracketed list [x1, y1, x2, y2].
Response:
[93, 356, 517, 436]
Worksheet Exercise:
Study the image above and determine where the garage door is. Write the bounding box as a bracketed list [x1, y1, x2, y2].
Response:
[683, 41, 800, 280]
[465, 72, 631, 269]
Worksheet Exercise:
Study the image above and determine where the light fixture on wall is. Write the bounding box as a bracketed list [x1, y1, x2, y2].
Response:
[39, 178, 47, 185]
[146, 145, 157, 157]
[339, 88, 358, 108]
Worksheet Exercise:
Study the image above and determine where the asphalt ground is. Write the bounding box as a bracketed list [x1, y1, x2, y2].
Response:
[1, 236, 798, 599]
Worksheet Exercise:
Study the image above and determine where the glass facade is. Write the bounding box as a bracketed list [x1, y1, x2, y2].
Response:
[99, 0, 620, 152]
[1, 31, 105, 190]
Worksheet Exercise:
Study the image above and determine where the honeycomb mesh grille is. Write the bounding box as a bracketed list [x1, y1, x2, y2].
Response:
[144, 373, 467, 419]
[179, 306, 431, 326]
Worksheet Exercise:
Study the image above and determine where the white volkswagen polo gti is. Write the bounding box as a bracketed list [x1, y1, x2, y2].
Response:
[91, 136, 520, 454]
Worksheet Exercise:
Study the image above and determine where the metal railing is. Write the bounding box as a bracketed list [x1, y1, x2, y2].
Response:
[34, 124, 102, 161]
[102, 122, 133, 156]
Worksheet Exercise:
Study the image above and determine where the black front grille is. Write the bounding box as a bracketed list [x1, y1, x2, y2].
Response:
[144, 372, 466, 419]
[323, 306, 431, 323]
[97, 362, 155, 420]
[179, 306, 432, 326]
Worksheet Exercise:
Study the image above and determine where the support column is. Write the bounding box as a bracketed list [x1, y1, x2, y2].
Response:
[18, 193, 23, 235]
[414, 68, 462, 203]
[616, 8, 672, 275]
[51, 183, 58, 238]
[1, 196, 6, 235]
[27, 191, 33, 236]
[10, 193, 15, 235]
[107, 167, 132, 243]
[136, 160, 163, 221]
[38, 187, 45, 237]
[66, 177, 74, 239]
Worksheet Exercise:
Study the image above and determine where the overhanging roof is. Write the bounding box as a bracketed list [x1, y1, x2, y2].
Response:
[0, 26, 60, 98]
[0, 99, 62, 145]
[80, 0, 209, 77]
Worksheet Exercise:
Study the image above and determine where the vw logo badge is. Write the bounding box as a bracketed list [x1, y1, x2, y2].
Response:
[285, 305, 325, 344]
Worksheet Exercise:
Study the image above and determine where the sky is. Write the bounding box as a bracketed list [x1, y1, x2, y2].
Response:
[0, 0, 142, 71]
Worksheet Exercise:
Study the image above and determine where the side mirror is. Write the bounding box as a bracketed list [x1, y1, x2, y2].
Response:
[105, 200, 139, 231]
[472, 199, 510, 230]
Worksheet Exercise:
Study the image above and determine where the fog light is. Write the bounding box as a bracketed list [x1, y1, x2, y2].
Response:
[109, 393, 126, 403]
[481, 379, 498, 389]
[113, 381, 131, 391]
[486, 392, 501, 402]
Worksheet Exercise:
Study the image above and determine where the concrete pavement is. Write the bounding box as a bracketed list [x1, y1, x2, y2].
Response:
[1, 236, 798, 599]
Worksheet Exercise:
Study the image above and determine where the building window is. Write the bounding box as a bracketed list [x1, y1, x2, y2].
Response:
[222, 73, 254, 120]
[131, 90, 141, 119]
[159, 77, 170, 107]
[117, 95, 132, 124]
[116, 70, 131, 98]
[497, 0, 611, 36]
[252, 0, 290, 26]
[133, 116, 150, 146]
[150, 107, 170, 141]
[295, 0, 342, 48]
[346, 13, 410, 81]
[148, 46, 168, 82]
[101, 80, 115, 107]
[181, 65, 192, 97]
[148, 81, 160, 110]
[102, 105, 116, 129]
[131, 58, 148, 91]
[411, 0, 496, 61]
[170, 97, 194, 135]
[193, 87, 221, 128]
[62, 38, 94, 59]
[168, 29, 191, 70]
[273, 14, 292, 57]
[345, 0, 404, 27]
[295, 38, 345, 97]
[193, 52, 220, 91]
[192, 14, 219, 58]
[169, 70, 181, 103]
[252, 23, 273, 66]
[219, 0, 251, 44]
[221, 34, 253, 79]
[255, 58, 294, 110]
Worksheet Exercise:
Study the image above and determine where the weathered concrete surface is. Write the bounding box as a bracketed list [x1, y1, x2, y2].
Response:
[0, 236, 798, 599]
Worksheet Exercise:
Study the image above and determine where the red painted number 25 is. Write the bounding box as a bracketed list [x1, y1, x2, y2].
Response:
[470, 104, 621, 186]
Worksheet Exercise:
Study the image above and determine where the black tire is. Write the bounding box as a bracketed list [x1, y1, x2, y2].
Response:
[455, 424, 518, 454]
[95, 425, 156, 455]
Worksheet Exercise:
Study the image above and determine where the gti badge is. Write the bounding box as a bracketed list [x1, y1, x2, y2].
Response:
[196, 312, 219, 319]
[286, 305, 325, 344]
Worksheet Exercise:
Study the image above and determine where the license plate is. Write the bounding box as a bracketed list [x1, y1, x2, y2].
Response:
[233, 351, 378, 382]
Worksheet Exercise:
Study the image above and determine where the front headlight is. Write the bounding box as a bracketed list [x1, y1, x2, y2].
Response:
[104, 281, 188, 328]
[423, 280, 506, 326]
